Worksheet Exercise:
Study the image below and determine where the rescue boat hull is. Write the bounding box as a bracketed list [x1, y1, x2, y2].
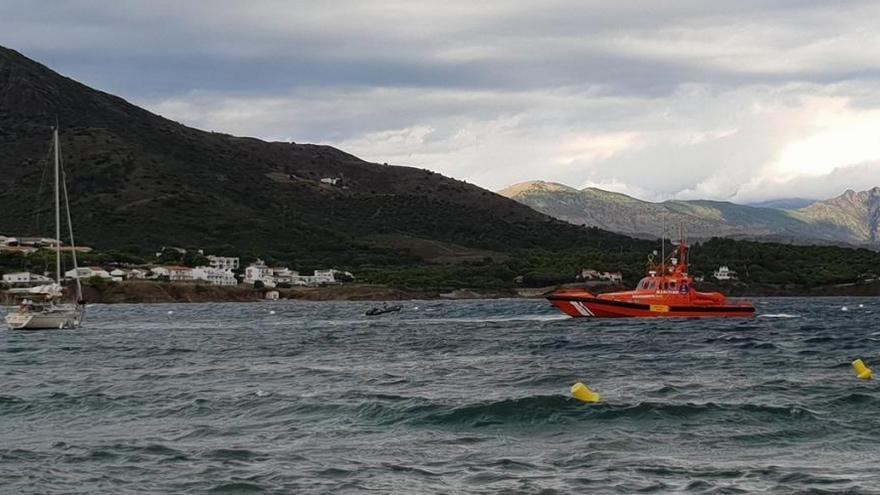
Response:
[548, 294, 755, 318]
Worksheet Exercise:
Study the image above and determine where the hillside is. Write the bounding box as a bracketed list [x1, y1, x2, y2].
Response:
[4, 44, 879, 294]
[500, 181, 873, 246]
[0, 46, 634, 269]
[793, 188, 880, 243]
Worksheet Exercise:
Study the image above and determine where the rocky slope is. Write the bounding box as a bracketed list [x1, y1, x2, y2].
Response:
[793, 188, 880, 244]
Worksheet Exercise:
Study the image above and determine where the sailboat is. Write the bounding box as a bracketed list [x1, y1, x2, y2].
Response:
[4, 128, 85, 330]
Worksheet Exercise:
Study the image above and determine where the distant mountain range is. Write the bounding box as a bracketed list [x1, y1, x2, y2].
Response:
[499, 181, 880, 247]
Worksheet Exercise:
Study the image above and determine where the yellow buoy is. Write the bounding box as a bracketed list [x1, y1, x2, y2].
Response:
[571, 382, 600, 403]
[852, 359, 873, 380]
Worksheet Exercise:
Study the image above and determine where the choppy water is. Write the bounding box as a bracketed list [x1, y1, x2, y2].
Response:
[1, 298, 879, 494]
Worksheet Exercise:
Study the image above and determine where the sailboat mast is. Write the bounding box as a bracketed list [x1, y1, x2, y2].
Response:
[54, 127, 61, 284]
[59, 139, 83, 303]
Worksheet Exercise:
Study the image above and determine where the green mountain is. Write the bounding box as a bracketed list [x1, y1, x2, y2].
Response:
[0, 46, 632, 269]
[499, 181, 875, 246]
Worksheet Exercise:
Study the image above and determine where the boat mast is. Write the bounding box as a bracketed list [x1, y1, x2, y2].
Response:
[54, 127, 61, 285]
[678, 223, 685, 271]
[660, 213, 666, 275]
[59, 136, 83, 303]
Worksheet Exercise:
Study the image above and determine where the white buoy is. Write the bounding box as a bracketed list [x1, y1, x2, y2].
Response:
[859, 304, 865, 308]
[841, 306, 849, 312]
[167, 310, 174, 315]
[269, 310, 276, 315]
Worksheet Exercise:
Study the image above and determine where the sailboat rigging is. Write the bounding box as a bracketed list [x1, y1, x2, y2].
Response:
[4, 127, 85, 330]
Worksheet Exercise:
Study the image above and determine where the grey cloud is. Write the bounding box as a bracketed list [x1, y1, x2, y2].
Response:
[2, 1, 880, 201]
[5, 0, 880, 97]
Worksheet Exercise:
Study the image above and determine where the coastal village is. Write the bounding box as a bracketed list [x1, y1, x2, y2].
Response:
[1, 233, 754, 293]
[0, 235, 353, 290]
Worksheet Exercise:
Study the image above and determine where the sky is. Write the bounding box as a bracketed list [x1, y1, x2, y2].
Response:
[2, 0, 880, 203]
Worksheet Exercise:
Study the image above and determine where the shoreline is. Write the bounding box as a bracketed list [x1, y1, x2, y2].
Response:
[3, 280, 878, 304]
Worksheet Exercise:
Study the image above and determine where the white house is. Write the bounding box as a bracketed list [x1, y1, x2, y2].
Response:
[128, 268, 149, 280]
[65, 267, 111, 280]
[167, 266, 194, 282]
[579, 269, 623, 283]
[290, 274, 315, 286]
[320, 177, 341, 185]
[713, 266, 738, 281]
[151, 265, 194, 281]
[150, 266, 170, 278]
[291, 269, 353, 286]
[313, 269, 351, 284]
[272, 268, 299, 285]
[191, 266, 238, 286]
[18, 237, 61, 247]
[110, 268, 128, 282]
[2, 272, 52, 285]
[207, 255, 240, 271]
[245, 259, 275, 287]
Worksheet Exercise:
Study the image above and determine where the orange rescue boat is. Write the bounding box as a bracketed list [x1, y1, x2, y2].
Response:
[547, 237, 754, 318]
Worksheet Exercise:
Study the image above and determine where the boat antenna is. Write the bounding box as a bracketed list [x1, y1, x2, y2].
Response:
[678, 222, 686, 270]
[661, 212, 666, 275]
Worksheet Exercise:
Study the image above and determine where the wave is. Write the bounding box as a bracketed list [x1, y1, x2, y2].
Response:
[207, 482, 267, 493]
[204, 448, 264, 461]
[827, 392, 880, 407]
[345, 395, 822, 428]
[418, 395, 573, 427]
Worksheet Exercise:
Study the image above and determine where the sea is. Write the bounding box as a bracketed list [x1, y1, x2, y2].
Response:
[1, 298, 879, 494]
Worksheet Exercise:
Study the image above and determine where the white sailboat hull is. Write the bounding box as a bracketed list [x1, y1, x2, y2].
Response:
[4, 306, 83, 330]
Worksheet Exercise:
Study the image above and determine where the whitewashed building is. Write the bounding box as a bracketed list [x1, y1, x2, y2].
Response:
[150, 266, 170, 278]
[579, 269, 623, 283]
[191, 266, 238, 286]
[713, 266, 738, 281]
[16, 237, 61, 247]
[152, 265, 194, 281]
[207, 255, 239, 271]
[245, 259, 275, 287]
[167, 266, 194, 282]
[2, 272, 52, 285]
[65, 267, 112, 280]
[272, 268, 299, 285]
[290, 269, 353, 286]
[313, 269, 352, 284]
